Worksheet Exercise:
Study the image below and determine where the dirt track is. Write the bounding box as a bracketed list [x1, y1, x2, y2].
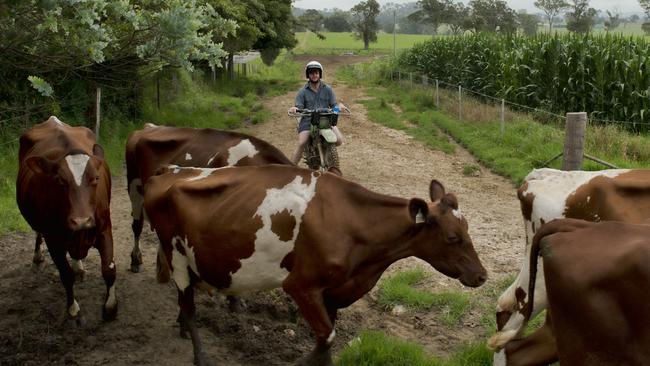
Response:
[0, 55, 524, 365]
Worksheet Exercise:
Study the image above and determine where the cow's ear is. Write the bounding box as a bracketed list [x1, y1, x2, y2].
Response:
[409, 198, 429, 224]
[92, 144, 104, 158]
[429, 179, 446, 202]
[441, 193, 459, 210]
[25, 156, 56, 175]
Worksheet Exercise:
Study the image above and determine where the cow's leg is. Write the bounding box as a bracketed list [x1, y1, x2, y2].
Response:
[71, 259, 86, 282]
[493, 313, 558, 366]
[31, 232, 45, 271]
[130, 218, 144, 272]
[97, 229, 118, 321]
[177, 286, 213, 366]
[284, 280, 335, 366]
[128, 179, 144, 273]
[48, 245, 82, 326]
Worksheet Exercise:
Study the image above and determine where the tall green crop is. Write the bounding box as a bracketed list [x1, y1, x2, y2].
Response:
[398, 33, 650, 131]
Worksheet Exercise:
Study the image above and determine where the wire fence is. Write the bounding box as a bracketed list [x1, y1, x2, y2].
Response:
[386, 68, 650, 129]
[346, 65, 630, 169]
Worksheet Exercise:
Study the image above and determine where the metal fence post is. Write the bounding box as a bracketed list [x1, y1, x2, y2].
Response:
[422, 75, 428, 86]
[435, 80, 439, 109]
[500, 99, 505, 137]
[458, 85, 462, 120]
[562, 112, 587, 170]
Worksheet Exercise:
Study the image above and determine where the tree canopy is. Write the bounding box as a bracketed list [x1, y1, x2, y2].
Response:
[351, 0, 381, 50]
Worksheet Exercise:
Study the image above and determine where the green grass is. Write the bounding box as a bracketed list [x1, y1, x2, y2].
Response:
[337, 331, 492, 366]
[378, 268, 471, 327]
[294, 31, 431, 54]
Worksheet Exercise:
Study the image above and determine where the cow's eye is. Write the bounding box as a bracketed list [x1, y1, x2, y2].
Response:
[447, 236, 461, 244]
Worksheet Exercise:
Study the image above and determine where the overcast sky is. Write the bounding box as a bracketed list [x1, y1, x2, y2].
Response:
[293, 0, 644, 14]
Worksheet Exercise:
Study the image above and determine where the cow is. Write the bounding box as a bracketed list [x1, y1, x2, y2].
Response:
[143, 164, 488, 366]
[125, 123, 293, 273]
[16, 116, 116, 324]
[524, 218, 650, 365]
[489, 168, 650, 365]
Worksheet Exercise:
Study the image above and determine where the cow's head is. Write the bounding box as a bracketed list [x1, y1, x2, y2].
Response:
[25, 145, 106, 232]
[408, 180, 487, 288]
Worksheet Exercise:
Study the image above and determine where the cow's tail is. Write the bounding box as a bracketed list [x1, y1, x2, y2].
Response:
[525, 218, 592, 321]
[156, 244, 171, 283]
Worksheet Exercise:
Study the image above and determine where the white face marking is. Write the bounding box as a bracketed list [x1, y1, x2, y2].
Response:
[207, 152, 219, 166]
[227, 139, 259, 166]
[227, 174, 318, 293]
[68, 300, 80, 317]
[109, 261, 115, 269]
[415, 210, 426, 223]
[171, 236, 199, 292]
[129, 178, 144, 220]
[326, 330, 336, 345]
[452, 208, 463, 220]
[65, 154, 90, 186]
[185, 153, 192, 160]
[105, 285, 117, 309]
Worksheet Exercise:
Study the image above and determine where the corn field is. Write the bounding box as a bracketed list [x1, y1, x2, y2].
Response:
[398, 33, 650, 131]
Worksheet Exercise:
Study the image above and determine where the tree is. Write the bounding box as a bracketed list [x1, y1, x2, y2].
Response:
[447, 3, 471, 34]
[629, 14, 640, 23]
[299, 9, 325, 31]
[534, 0, 569, 31]
[324, 11, 352, 32]
[407, 0, 452, 35]
[565, 0, 597, 33]
[350, 0, 380, 50]
[518, 12, 540, 35]
[604, 10, 621, 31]
[251, 0, 298, 65]
[468, 0, 518, 33]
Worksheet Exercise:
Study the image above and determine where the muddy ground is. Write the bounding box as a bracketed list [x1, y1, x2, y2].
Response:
[0, 55, 524, 365]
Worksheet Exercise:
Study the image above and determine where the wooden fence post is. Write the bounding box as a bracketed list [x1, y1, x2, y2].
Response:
[562, 112, 587, 170]
[95, 87, 101, 138]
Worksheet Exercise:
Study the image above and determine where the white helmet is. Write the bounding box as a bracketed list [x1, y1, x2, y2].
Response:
[305, 61, 323, 79]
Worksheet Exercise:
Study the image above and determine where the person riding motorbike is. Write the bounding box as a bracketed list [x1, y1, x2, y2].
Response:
[288, 60, 344, 166]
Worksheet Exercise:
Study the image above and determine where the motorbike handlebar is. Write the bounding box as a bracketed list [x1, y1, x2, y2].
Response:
[287, 107, 352, 117]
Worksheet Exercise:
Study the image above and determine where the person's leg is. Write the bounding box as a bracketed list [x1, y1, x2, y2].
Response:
[291, 131, 310, 165]
[332, 126, 344, 146]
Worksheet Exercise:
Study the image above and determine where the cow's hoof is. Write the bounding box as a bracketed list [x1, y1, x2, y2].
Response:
[63, 314, 85, 328]
[193, 351, 214, 366]
[31, 260, 45, 272]
[227, 296, 244, 313]
[102, 303, 118, 321]
[130, 263, 142, 273]
[295, 351, 333, 366]
[74, 271, 86, 283]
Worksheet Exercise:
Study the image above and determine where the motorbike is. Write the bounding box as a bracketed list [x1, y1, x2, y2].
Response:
[289, 105, 351, 175]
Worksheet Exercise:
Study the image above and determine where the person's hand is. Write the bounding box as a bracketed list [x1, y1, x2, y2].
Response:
[288, 106, 298, 114]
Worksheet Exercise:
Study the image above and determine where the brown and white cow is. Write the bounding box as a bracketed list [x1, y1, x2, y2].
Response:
[490, 168, 650, 365]
[16, 116, 116, 324]
[524, 218, 650, 365]
[144, 164, 487, 366]
[125, 123, 292, 272]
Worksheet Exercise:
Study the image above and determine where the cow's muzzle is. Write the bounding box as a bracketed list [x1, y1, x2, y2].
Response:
[69, 216, 95, 230]
[460, 270, 487, 288]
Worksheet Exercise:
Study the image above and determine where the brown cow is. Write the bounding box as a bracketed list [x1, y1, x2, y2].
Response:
[144, 165, 487, 366]
[491, 168, 650, 365]
[16, 116, 116, 324]
[125, 123, 292, 272]
[524, 218, 650, 365]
